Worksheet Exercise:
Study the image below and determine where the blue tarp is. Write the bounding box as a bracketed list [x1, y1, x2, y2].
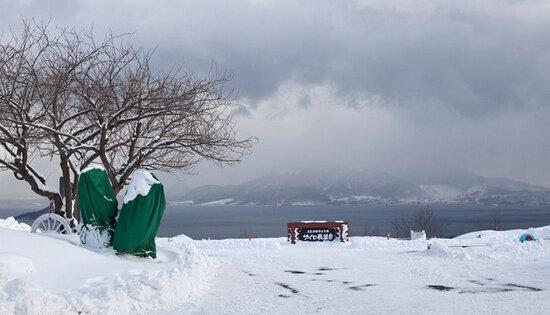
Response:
[519, 233, 537, 242]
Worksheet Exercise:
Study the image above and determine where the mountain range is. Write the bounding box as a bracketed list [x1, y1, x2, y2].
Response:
[174, 167, 550, 206]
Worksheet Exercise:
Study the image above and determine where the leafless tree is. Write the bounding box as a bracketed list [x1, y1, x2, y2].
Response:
[489, 205, 502, 231]
[472, 205, 503, 231]
[392, 206, 448, 238]
[0, 21, 66, 216]
[242, 228, 254, 240]
[363, 224, 383, 237]
[71, 46, 252, 195]
[0, 20, 254, 224]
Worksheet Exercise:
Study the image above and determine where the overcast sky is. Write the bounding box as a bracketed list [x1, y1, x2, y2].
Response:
[1, 0, 550, 198]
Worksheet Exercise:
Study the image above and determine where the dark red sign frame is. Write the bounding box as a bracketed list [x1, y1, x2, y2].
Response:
[287, 221, 349, 244]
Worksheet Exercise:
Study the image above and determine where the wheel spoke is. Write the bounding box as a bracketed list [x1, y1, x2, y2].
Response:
[31, 215, 72, 235]
[39, 221, 47, 232]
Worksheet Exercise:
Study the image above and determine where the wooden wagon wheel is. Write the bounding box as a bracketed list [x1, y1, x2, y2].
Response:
[31, 213, 73, 235]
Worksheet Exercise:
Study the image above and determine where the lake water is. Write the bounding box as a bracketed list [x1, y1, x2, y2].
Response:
[2, 202, 549, 239]
[158, 203, 550, 239]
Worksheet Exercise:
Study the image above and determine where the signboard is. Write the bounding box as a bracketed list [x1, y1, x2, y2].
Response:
[287, 221, 348, 244]
[297, 227, 339, 242]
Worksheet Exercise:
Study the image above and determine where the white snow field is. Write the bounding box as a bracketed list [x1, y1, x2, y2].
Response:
[1, 218, 550, 314]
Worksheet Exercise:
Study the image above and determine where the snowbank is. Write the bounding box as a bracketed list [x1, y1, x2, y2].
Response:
[0, 226, 215, 314]
[161, 236, 286, 251]
[2, 215, 550, 314]
[0, 217, 31, 232]
[456, 225, 550, 242]
[424, 240, 471, 259]
[1, 248, 213, 314]
[123, 170, 160, 204]
[80, 225, 114, 250]
[0, 253, 36, 274]
[348, 236, 428, 252]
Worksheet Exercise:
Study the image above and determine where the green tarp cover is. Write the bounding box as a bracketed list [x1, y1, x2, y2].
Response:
[113, 173, 166, 258]
[78, 167, 118, 237]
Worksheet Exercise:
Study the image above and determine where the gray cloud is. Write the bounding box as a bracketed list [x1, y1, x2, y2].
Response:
[1, 0, 550, 200]
[2, 0, 550, 116]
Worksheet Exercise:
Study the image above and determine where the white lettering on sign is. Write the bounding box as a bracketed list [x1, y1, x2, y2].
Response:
[307, 229, 330, 233]
[302, 233, 334, 241]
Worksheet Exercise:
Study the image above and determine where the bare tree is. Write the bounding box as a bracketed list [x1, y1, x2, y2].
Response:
[489, 205, 502, 231]
[363, 224, 383, 237]
[70, 46, 252, 195]
[0, 20, 254, 223]
[472, 205, 503, 231]
[392, 206, 448, 238]
[242, 228, 254, 240]
[0, 21, 64, 214]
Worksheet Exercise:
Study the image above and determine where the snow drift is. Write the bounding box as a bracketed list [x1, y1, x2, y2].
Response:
[1, 216, 549, 314]
[0, 219, 214, 314]
[0, 217, 30, 232]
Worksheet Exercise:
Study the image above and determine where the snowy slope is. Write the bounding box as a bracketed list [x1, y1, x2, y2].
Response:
[1, 218, 550, 314]
[0, 217, 31, 232]
[163, 229, 550, 314]
[0, 220, 214, 314]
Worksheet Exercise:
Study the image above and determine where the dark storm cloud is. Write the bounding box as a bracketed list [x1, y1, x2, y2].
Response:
[2, 0, 550, 197]
[1, 0, 550, 117]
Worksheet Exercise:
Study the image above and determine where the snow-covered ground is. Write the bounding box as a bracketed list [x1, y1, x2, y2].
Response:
[1, 217, 549, 314]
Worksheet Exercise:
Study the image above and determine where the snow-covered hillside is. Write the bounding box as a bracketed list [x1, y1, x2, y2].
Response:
[176, 168, 550, 206]
[1, 217, 550, 314]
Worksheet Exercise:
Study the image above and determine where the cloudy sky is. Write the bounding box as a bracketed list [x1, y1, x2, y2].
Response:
[1, 0, 550, 198]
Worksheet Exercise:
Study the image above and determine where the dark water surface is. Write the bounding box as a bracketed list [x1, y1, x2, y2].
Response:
[158, 204, 550, 239]
[2, 202, 549, 239]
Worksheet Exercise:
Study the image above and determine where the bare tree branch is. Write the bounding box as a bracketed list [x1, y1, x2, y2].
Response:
[0, 19, 255, 222]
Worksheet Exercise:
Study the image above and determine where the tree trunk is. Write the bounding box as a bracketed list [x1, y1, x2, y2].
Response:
[51, 193, 64, 215]
[60, 155, 76, 227]
[72, 174, 81, 222]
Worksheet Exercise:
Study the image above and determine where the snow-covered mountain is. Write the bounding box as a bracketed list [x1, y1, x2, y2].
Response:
[175, 167, 550, 206]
